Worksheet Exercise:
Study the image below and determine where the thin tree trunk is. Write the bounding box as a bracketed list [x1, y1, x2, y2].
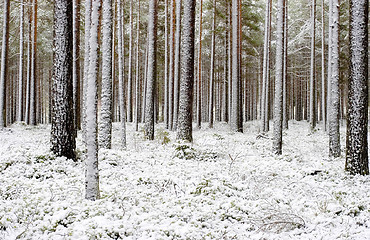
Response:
[282, 1, 288, 129]
[127, 0, 133, 122]
[196, 0, 202, 129]
[29, 0, 37, 125]
[310, 0, 317, 130]
[134, 0, 141, 131]
[345, 0, 368, 175]
[173, 0, 182, 130]
[168, 0, 175, 130]
[321, 0, 326, 131]
[328, 0, 340, 157]
[117, 0, 126, 148]
[85, 0, 101, 201]
[25, 9, 32, 125]
[99, 0, 113, 149]
[17, 0, 24, 122]
[73, 0, 81, 132]
[208, 0, 216, 129]
[164, 0, 169, 128]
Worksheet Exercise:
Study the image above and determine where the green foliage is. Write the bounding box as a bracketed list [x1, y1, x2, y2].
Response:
[173, 143, 197, 160]
[156, 127, 170, 145]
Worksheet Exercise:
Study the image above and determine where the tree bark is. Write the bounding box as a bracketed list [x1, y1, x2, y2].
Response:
[134, 0, 141, 131]
[208, 0, 216, 129]
[127, 0, 133, 122]
[17, 0, 24, 123]
[177, 0, 195, 142]
[29, 0, 37, 125]
[99, 0, 113, 149]
[345, 0, 368, 175]
[196, 0, 203, 129]
[310, 0, 316, 130]
[321, 0, 326, 131]
[73, 0, 81, 132]
[144, 0, 158, 140]
[51, 0, 76, 160]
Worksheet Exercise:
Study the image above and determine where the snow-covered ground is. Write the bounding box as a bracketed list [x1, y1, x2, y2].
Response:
[0, 121, 369, 239]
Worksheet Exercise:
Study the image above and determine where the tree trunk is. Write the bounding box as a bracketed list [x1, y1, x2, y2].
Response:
[196, 0, 203, 129]
[346, 0, 368, 175]
[208, 0, 216, 129]
[29, 0, 37, 125]
[164, 0, 169, 129]
[230, 0, 242, 132]
[0, 0, 10, 127]
[172, 0, 182, 130]
[177, 0, 195, 142]
[99, 0, 113, 149]
[17, 0, 24, 122]
[85, 0, 101, 201]
[51, 0, 76, 160]
[273, 0, 285, 155]
[144, 0, 158, 140]
[168, 0, 175, 130]
[134, 0, 141, 131]
[328, 0, 340, 158]
[282, 1, 288, 129]
[73, 0, 81, 132]
[127, 0, 133, 122]
[321, 0, 326, 131]
[310, 0, 316, 130]
[117, 0, 126, 148]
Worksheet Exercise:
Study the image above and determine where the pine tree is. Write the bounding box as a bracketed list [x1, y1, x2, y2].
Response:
[177, 0, 195, 142]
[85, 0, 101, 201]
[144, 0, 158, 140]
[208, 0, 216, 129]
[73, 0, 81, 131]
[51, 0, 76, 160]
[99, 0, 113, 149]
[345, 0, 368, 175]
[17, 0, 24, 123]
[309, 0, 316, 130]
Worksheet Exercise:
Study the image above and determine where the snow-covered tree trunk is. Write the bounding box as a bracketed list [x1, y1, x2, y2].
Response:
[230, 0, 242, 132]
[208, 0, 215, 129]
[273, 0, 285, 155]
[172, 0, 182, 130]
[345, 0, 368, 175]
[85, 0, 101, 201]
[99, 0, 113, 149]
[25, 13, 32, 124]
[328, 0, 340, 158]
[261, 0, 271, 133]
[196, 0, 203, 129]
[29, 0, 37, 125]
[0, 0, 10, 127]
[82, 0, 92, 143]
[144, 0, 157, 140]
[51, 0, 76, 160]
[117, 0, 126, 148]
[127, 0, 133, 123]
[73, 0, 81, 132]
[17, 0, 24, 123]
[164, 0, 169, 129]
[134, 0, 141, 132]
[321, 0, 326, 131]
[168, 0, 175, 130]
[222, 22, 228, 123]
[176, 0, 195, 142]
[282, 1, 288, 130]
[309, 0, 316, 130]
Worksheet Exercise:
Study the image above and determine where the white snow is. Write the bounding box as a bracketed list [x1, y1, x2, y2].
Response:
[0, 121, 369, 239]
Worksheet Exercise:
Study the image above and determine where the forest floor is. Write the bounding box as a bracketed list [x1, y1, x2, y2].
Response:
[0, 121, 369, 240]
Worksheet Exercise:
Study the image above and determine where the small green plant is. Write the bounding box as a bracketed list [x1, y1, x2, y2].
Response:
[173, 143, 196, 160]
[156, 127, 170, 145]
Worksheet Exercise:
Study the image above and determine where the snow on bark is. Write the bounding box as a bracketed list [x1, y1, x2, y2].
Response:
[230, 0, 242, 133]
[309, 0, 316, 130]
[208, 0, 215, 129]
[196, 0, 203, 129]
[134, 0, 141, 132]
[345, 0, 369, 175]
[176, 0, 195, 142]
[17, 0, 24, 122]
[168, 0, 175, 130]
[99, 0, 113, 149]
[127, 0, 133, 123]
[164, 0, 169, 129]
[260, 0, 271, 133]
[144, 0, 158, 141]
[172, 0, 182, 130]
[85, 0, 101, 201]
[29, 0, 37, 125]
[282, 1, 288, 130]
[273, 0, 285, 155]
[321, 0, 326, 131]
[0, 0, 10, 127]
[328, 0, 340, 158]
[51, 0, 76, 160]
[73, 0, 81, 132]
[117, 0, 127, 148]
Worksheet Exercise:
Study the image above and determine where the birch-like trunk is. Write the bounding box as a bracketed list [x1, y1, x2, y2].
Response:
[168, 0, 175, 130]
[85, 0, 101, 201]
[176, 0, 195, 142]
[117, 0, 126, 148]
[328, 0, 340, 158]
[99, 0, 113, 149]
[17, 0, 24, 122]
[321, 0, 326, 131]
[208, 0, 216, 129]
[345, 0, 368, 175]
[172, 0, 182, 130]
[134, 0, 141, 131]
[127, 0, 133, 122]
[51, 0, 76, 160]
[144, 0, 157, 140]
[282, 1, 288, 130]
[73, 0, 81, 132]
[29, 0, 37, 125]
